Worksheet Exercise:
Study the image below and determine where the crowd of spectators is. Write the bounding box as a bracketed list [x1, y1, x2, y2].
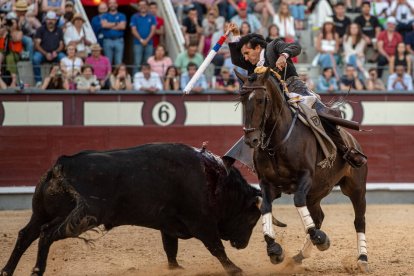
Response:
[1, 0, 414, 92]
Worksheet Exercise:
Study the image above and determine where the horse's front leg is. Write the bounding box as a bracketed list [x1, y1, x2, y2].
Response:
[260, 180, 284, 264]
[294, 172, 330, 255]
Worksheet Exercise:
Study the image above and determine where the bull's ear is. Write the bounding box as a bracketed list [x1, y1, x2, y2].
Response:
[234, 69, 247, 84]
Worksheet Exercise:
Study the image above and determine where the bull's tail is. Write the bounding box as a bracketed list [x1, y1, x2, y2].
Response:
[59, 197, 98, 238]
[31, 168, 54, 216]
[48, 193, 100, 248]
[39, 163, 99, 244]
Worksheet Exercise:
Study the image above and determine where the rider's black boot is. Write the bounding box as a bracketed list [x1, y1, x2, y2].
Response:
[320, 117, 367, 168]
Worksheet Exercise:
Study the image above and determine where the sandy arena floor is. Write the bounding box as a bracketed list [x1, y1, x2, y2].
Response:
[1, 204, 413, 276]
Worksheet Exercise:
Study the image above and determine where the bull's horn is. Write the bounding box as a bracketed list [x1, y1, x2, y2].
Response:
[272, 216, 287, 227]
[256, 196, 262, 209]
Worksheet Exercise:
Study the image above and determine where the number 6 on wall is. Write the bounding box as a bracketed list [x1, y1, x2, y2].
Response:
[152, 101, 177, 126]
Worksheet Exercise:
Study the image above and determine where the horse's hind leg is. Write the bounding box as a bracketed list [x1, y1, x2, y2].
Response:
[340, 177, 369, 273]
[1, 215, 43, 276]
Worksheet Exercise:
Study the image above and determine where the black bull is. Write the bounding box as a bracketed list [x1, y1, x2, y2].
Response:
[1, 143, 264, 276]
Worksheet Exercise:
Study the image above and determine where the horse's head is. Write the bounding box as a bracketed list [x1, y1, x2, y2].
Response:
[235, 68, 273, 148]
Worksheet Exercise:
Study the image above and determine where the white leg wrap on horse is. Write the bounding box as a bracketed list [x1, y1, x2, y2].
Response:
[357, 232, 368, 256]
[262, 213, 275, 239]
[296, 206, 315, 232]
[300, 234, 313, 258]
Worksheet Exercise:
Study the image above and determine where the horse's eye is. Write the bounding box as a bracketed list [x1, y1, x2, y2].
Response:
[256, 99, 264, 104]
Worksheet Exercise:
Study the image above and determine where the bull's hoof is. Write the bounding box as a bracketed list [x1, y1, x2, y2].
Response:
[309, 228, 330, 251]
[168, 262, 184, 270]
[227, 265, 243, 276]
[1, 270, 9, 276]
[357, 255, 370, 273]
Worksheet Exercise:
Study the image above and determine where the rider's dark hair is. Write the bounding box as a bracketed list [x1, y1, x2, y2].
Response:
[361, 1, 370, 7]
[237, 33, 267, 50]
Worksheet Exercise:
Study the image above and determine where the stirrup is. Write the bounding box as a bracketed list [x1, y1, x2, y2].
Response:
[343, 147, 367, 168]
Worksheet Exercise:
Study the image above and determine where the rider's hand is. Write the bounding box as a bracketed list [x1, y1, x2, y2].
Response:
[275, 55, 287, 71]
[227, 22, 240, 36]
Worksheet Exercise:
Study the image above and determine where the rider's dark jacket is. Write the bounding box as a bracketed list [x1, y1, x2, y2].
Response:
[228, 38, 337, 116]
[229, 38, 301, 79]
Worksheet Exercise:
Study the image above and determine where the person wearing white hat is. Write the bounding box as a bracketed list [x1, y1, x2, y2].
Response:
[297, 66, 315, 91]
[376, 16, 403, 78]
[32, 10, 66, 86]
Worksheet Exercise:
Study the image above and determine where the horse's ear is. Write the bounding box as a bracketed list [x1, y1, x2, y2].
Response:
[263, 67, 271, 81]
[234, 69, 247, 84]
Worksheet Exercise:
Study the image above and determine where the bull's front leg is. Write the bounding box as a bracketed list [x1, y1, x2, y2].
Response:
[201, 238, 242, 275]
[260, 180, 284, 264]
[294, 172, 330, 254]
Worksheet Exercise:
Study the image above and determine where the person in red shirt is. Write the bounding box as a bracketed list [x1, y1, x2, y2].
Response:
[149, 1, 164, 49]
[377, 16, 403, 78]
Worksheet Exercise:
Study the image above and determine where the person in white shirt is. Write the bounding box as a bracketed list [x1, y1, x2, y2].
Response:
[180, 62, 208, 93]
[60, 44, 83, 80]
[387, 64, 413, 91]
[64, 13, 92, 58]
[133, 63, 163, 93]
[269, 2, 295, 40]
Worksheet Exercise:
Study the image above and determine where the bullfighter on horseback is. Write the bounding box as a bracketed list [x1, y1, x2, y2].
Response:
[223, 22, 367, 169]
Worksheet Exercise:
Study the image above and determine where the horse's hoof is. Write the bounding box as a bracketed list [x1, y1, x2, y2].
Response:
[357, 255, 370, 273]
[292, 252, 304, 264]
[309, 229, 330, 251]
[31, 267, 41, 276]
[1, 270, 9, 276]
[315, 234, 330, 251]
[269, 250, 285, 264]
[267, 243, 284, 264]
[357, 260, 370, 273]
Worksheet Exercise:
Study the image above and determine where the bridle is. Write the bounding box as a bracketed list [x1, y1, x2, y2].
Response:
[240, 81, 298, 154]
[240, 84, 271, 136]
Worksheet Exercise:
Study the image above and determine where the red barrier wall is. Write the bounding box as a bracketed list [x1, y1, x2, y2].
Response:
[0, 125, 412, 187]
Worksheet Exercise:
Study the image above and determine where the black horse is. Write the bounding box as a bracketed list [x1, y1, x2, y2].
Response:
[235, 68, 369, 272]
